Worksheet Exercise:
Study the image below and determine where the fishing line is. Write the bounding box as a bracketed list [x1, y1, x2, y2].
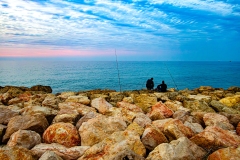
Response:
[115, 49, 122, 92]
[164, 61, 179, 91]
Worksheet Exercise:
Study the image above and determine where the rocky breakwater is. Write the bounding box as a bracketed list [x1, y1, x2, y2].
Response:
[0, 85, 240, 160]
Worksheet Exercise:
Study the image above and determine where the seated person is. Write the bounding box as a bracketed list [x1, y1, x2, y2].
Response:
[157, 81, 167, 92]
[146, 78, 154, 90]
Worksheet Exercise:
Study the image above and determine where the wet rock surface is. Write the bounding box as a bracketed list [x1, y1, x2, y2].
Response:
[0, 85, 239, 159]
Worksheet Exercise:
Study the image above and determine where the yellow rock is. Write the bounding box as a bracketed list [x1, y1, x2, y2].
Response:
[220, 95, 240, 107]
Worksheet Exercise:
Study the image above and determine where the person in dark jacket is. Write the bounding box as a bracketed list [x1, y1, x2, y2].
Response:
[146, 78, 154, 90]
[157, 80, 167, 92]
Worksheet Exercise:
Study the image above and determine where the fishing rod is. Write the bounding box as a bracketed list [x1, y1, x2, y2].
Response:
[163, 61, 179, 91]
[115, 49, 122, 92]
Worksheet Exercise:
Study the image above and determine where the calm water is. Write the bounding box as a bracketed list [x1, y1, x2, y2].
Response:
[0, 61, 239, 93]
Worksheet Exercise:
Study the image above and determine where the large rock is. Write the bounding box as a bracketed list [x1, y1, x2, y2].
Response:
[39, 151, 63, 160]
[76, 112, 100, 130]
[43, 122, 80, 148]
[7, 130, 41, 149]
[219, 95, 240, 107]
[78, 130, 146, 160]
[30, 85, 52, 93]
[42, 94, 60, 109]
[20, 105, 58, 118]
[132, 94, 158, 113]
[116, 101, 144, 113]
[91, 97, 112, 114]
[219, 112, 240, 127]
[183, 121, 203, 134]
[146, 137, 206, 160]
[152, 118, 173, 132]
[210, 100, 240, 114]
[133, 112, 152, 128]
[141, 125, 168, 151]
[66, 95, 90, 105]
[203, 113, 234, 130]
[0, 146, 34, 160]
[163, 119, 195, 141]
[31, 143, 89, 160]
[190, 126, 240, 150]
[147, 102, 173, 120]
[183, 100, 215, 112]
[0, 107, 19, 125]
[208, 146, 240, 160]
[2, 114, 49, 142]
[79, 116, 127, 146]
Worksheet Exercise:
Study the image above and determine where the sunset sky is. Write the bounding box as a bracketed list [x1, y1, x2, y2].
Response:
[0, 0, 239, 61]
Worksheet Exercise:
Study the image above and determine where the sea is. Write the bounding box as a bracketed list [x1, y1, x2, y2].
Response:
[0, 61, 239, 94]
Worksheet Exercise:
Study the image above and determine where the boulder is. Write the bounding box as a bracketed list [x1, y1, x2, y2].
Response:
[79, 116, 127, 146]
[91, 97, 112, 114]
[133, 112, 152, 128]
[188, 94, 211, 103]
[111, 149, 145, 160]
[183, 100, 215, 112]
[43, 122, 80, 148]
[208, 146, 240, 160]
[66, 95, 90, 105]
[116, 101, 144, 113]
[0, 107, 19, 125]
[237, 122, 240, 136]
[2, 114, 49, 142]
[163, 119, 195, 141]
[210, 100, 240, 114]
[39, 151, 63, 160]
[219, 95, 240, 107]
[152, 118, 173, 132]
[20, 105, 58, 118]
[141, 125, 168, 151]
[146, 137, 206, 160]
[190, 126, 240, 150]
[126, 122, 144, 136]
[0, 146, 34, 160]
[31, 143, 89, 160]
[52, 114, 81, 124]
[132, 94, 158, 113]
[147, 102, 173, 120]
[30, 85, 52, 93]
[219, 112, 240, 127]
[42, 94, 60, 109]
[7, 130, 41, 149]
[76, 112, 99, 130]
[203, 113, 234, 130]
[78, 130, 146, 160]
[184, 121, 203, 134]
[57, 91, 76, 101]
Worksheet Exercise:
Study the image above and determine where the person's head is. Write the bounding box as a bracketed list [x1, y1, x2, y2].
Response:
[151, 78, 153, 80]
[162, 81, 165, 84]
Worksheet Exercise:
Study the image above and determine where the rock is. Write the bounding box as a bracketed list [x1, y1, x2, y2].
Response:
[163, 119, 195, 141]
[147, 102, 173, 120]
[30, 85, 52, 93]
[219, 95, 240, 107]
[111, 149, 145, 160]
[133, 112, 152, 128]
[210, 100, 240, 114]
[188, 94, 211, 103]
[0, 107, 19, 125]
[237, 122, 240, 136]
[141, 125, 168, 151]
[91, 97, 112, 114]
[3, 114, 49, 142]
[7, 130, 41, 149]
[76, 112, 99, 130]
[152, 118, 173, 132]
[0, 124, 7, 143]
[198, 86, 215, 93]
[164, 100, 186, 112]
[203, 113, 234, 130]
[21, 105, 58, 118]
[227, 86, 240, 92]
[0, 146, 34, 160]
[132, 94, 158, 113]
[219, 112, 240, 127]
[43, 122, 80, 148]
[42, 94, 60, 109]
[126, 122, 144, 136]
[183, 100, 215, 112]
[172, 110, 190, 123]
[184, 121, 203, 134]
[39, 151, 63, 160]
[66, 95, 90, 105]
[146, 137, 206, 160]
[190, 126, 240, 150]
[78, 130, 146, 160]
[108, 92, 124, 106]
[31, 143, 89, 160]
[0, 92, 13, 105]
[52, 114, 81, 124]
[57, 91, 76, 101]
[208, 146, 240, 160]
[24, 94, 47, 106]
[116, 101, 144, 113]
[79, 116, 127, 146]
[190, 112, 206, 126]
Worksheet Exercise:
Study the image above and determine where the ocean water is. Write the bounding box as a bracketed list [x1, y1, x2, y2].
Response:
[0, 61, 239, 93]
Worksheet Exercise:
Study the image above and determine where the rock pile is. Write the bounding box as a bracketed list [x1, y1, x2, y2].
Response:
[0, 85, 240, 160]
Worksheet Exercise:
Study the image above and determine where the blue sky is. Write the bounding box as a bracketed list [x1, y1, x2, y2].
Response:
[0, 0, 239, 61]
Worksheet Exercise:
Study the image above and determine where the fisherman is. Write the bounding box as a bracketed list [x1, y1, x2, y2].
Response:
[157, 80, 167, 92]
[146, 78, 154, 90]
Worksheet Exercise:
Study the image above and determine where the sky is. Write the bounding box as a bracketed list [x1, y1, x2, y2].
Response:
[0, 0, 240, 61]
